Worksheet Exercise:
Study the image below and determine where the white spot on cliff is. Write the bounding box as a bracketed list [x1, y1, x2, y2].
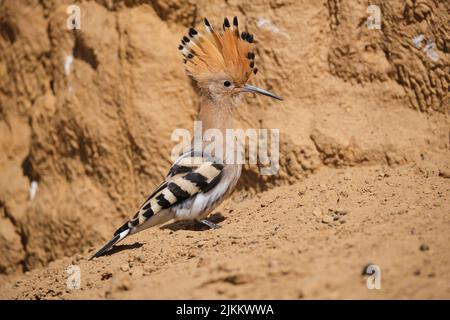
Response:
[412, 34, 425, 48]
[29, 181, 38, 200]
[256, 18, 290, 39]
[423, 40, 439, 62]
[412, 34, 439, 62]
[64, 54, 74, 75]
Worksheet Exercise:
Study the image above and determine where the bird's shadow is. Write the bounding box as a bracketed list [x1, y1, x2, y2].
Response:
[103, 242, 143, 257]
[161, 212, 226, 232]
[98, 213, 226, 259]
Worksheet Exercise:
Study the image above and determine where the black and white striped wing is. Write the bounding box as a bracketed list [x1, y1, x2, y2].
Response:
[113, 154, 224, 236]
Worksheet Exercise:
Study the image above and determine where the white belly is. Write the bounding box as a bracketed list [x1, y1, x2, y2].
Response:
[172, 164, 241, 221]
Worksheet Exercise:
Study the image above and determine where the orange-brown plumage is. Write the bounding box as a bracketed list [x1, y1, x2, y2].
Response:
[179, 17, 257, 86]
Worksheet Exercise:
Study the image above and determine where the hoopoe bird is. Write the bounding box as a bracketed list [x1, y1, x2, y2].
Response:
[90, 17, 282, 260]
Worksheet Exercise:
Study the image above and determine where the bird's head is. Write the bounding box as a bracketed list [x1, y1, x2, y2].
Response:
[179, 17, 282, 105]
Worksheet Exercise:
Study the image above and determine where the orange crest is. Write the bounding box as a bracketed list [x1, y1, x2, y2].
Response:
[178, 17, 258, 86]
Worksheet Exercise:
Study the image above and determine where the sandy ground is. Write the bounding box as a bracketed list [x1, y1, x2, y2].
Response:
[1, 164, 449, 299]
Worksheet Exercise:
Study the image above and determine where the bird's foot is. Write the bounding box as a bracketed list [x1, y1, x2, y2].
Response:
[198, 219, 221, 229]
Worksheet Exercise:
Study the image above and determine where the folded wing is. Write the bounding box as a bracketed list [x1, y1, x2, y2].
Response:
[113, 151, 224, 236]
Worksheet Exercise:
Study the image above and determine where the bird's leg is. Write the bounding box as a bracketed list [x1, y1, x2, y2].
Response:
[198, 219, 222, 229]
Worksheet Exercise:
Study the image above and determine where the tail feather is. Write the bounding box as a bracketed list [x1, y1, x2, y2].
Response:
[88, 229, 130, 260]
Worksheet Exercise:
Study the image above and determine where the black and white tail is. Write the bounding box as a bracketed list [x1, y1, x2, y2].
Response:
[88, 228, 130, 260]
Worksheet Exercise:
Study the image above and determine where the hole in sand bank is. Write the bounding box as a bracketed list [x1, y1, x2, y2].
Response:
[0, 21, 17, 43]
[73, 36, 98, 70]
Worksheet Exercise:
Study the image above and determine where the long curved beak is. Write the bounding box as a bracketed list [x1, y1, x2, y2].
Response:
[242, 84, 283, 101]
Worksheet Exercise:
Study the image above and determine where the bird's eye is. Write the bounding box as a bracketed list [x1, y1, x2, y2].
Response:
[223, 80, 231, 87]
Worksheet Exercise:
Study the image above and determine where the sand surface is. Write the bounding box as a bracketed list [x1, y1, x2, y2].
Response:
[1, 164, 450, 299]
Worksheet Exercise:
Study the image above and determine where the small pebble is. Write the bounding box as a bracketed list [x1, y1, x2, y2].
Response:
[298, 186, 307, 196]
[312, 208, 322, 218]
[438, 169, 450, 179]
[133, 254, 145, 263]
[101, 271, 113, 280]
[335, 208, 348, 215]
[322, 215, 333, 224]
